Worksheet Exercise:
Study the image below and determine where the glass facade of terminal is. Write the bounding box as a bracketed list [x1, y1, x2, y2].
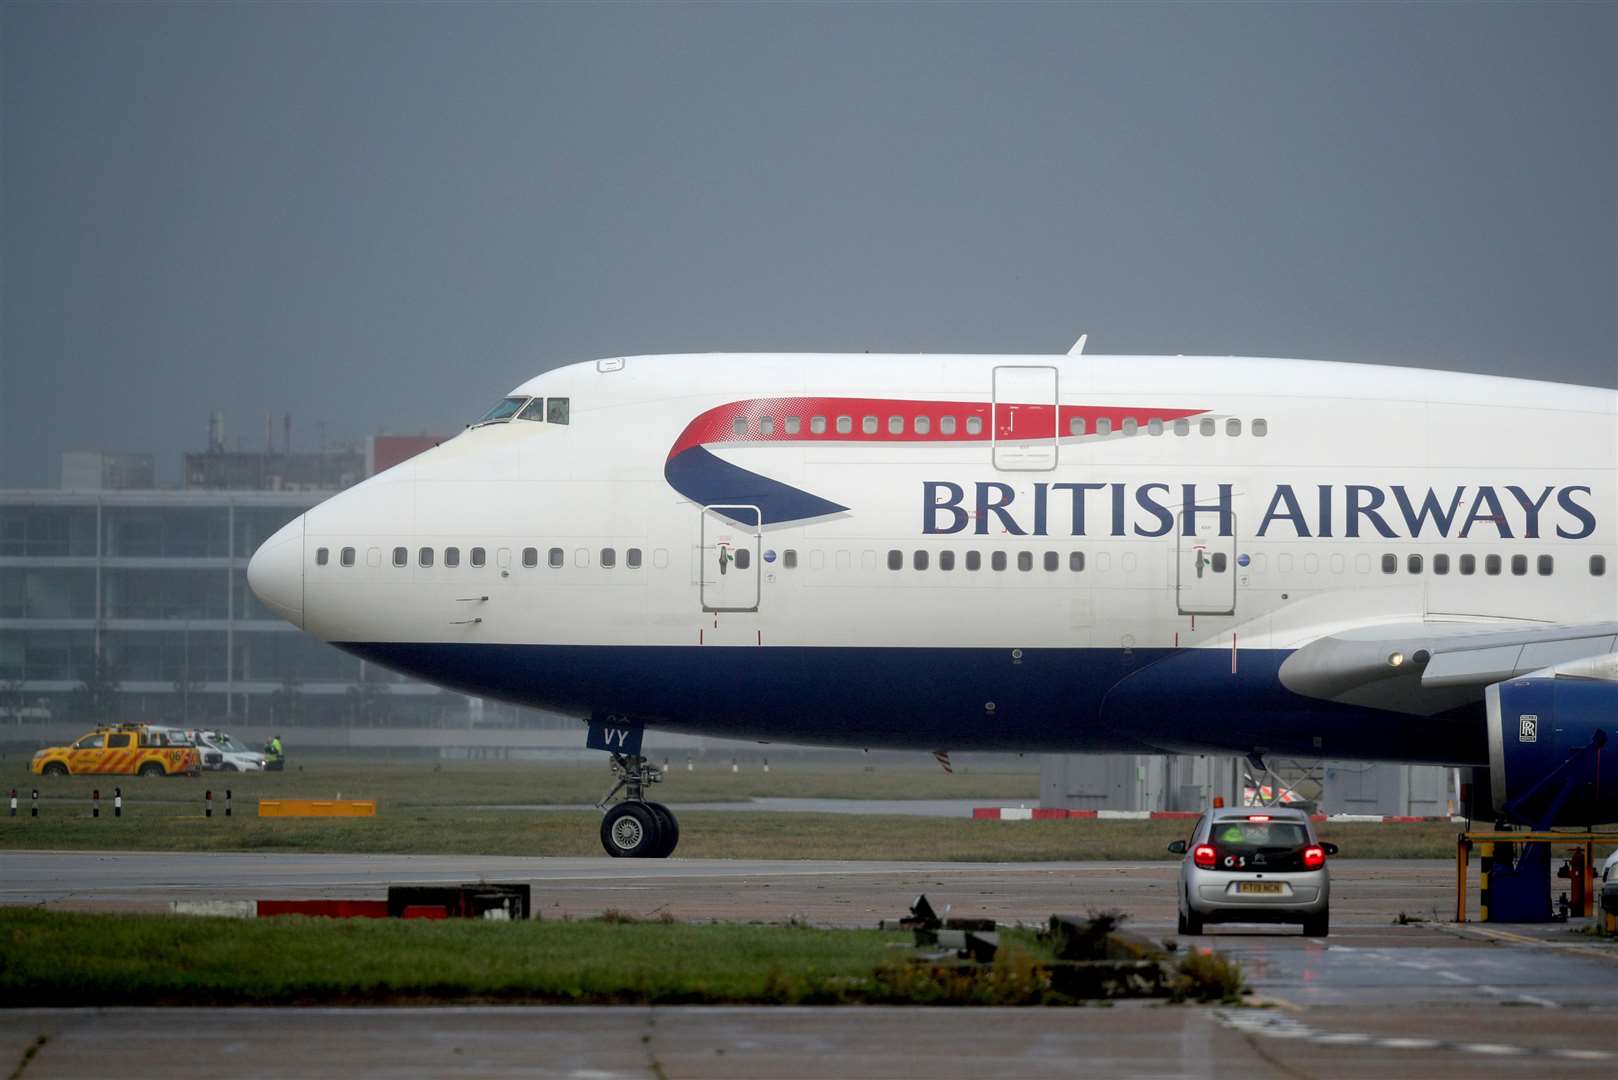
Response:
[0, 492, 449, 727]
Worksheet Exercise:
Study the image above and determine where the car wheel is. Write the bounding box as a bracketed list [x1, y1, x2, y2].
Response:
[222, 763, 239, 772]
[1182, 887, 1204, 934]
[41, 762, 69, 777]
[137, 762, 165, 778]
[1303, 909, 1329, 938]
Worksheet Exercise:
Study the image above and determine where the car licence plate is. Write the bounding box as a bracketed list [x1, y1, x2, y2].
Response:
[1236, 882, 1284, 895]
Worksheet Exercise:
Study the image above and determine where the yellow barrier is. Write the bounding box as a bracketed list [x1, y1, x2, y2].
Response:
[258, 799, 376, 818]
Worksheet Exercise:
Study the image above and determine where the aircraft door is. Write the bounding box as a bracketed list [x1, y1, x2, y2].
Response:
[992, 365, 1058, 471]
[700, 505, 761, 613]
[1176, 510, 1236, 616]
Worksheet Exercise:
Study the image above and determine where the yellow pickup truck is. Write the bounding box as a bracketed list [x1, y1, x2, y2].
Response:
[31, 725, 201, 778]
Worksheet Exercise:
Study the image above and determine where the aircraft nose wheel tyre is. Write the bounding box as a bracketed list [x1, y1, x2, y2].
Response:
[645, 802, 680, 858]
[601, 802, 664, 858]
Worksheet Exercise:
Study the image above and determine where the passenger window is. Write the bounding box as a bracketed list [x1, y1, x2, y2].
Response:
[861, 550, 877, 570]
[470, 547, 486, 568]
[785, 417, 801, 435]
[1592, 555, 1607, 576]
[1043, 551, 1058, 571]
[1252, 419, 1268, 437]
[1211, 552, 1227, 572]
[809, 550, 824, 569]
[316, 547, 329, 566]
[419, 547, 434, 567]
[913, 550, 929, 570]
[1096, 418, 1112, 436]
[1355, 554, 1370, 573]
[1226, 419, 1242, 436]
[367, 547, 381, 567]
[1174, 419, 1189, 436]
[966, 416, 983, 435]
[496, 548, 511, 569]
[1147, 418, 1163, 436]
[77, 734, 105, 749]
[517, 398, 547, 422]
[782, 549, 797, 569]
[393, 547, 407, 567]
[1279, 553, 1294, 573]
[548, 547, 563, 568]
[889, 416, 903, 435]
[887, 550, 902, 571]
[965, 550, 982, 571]
[992, 551, 1007, 571]
[1122, 418, 1138, 435]
[939, 550, 955, 571]
[107, 733, 132, 749]
[627, 548, 642, 569]
[1381, 554, 1397, 574]
[811, 416, 826, 434]
[339, 547, 355, 567]
[1433, 554, 1449, 575]
[1200, 418, 1215, 436]
[732, 416, 747, 437]
[1407, 553, 1422, 574]
[734, 549, 750, 570]
[862, 416, 878, 434]
[1511, 554, 1527, 576]
[1460, 554, 1476, 575]
[1537, 554, 1553, 576]
[445, 547, 460, 568]
[1304, 553, 1319, 573]
[915, 416, 931, 435]
[601, 548, 616, 568]
[1017, 551, 1033, 571]
[1485, 554, 1502, 576]
[836, 416, 852, 434]
[941, 416, 957, 435]
[835, 550, 851, 570]
[575, 548, 590, 567]
[1069, 551, 1085, 572]
[1069, 417, 1086, 436]
[522, 547, 538, 568]
[760, 417, 774, 436]
[546, 398, 570, 424]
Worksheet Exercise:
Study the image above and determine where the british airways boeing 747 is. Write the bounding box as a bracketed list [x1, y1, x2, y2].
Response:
[247, 349, 1617, 856]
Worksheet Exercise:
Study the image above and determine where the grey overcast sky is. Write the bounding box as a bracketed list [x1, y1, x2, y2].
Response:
[3, 1, 1614, 487]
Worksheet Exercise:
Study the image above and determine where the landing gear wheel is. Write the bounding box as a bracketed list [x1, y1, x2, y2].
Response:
[600, 802, 662, 858]
[645, 802, 679, 858]
[1303, 909, 1329, 938]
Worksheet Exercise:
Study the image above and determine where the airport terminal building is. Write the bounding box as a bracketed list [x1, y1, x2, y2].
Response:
[0, 435, 469, 731]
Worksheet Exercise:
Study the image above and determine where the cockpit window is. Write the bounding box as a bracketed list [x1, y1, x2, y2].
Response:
[476, 397, 529, 425]
[517, 398, 547, 422]
[546, 397, 570, 425]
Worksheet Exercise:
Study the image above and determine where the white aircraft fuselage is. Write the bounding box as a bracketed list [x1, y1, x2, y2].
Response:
[247, 353, 1617, 768]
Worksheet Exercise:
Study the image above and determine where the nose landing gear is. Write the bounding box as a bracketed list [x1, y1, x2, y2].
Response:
[597, 752, 679, 858]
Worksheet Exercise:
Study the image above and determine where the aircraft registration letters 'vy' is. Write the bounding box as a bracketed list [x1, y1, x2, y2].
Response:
[249, 350, 1618, 856]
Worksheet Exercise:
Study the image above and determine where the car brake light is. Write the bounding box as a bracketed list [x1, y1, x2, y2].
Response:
[1193, 843, 1217, 869]
[1303, 845, 1325, 869]
[1247, 814, 1271, 822]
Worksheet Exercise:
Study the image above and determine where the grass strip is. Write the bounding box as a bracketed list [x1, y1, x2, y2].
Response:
[0, 909, 1239, 1007]
[0, 806, 1474, 860]
[0, 759, 1040, 808]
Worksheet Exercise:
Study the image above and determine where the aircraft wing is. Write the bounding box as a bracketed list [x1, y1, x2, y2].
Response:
[1278, 620, 1618, 716]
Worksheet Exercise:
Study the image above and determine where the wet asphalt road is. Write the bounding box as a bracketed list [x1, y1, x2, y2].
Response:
[3, 851, 1615, 1078]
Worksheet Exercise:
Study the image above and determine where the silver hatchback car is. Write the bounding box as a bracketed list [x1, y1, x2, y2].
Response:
[1169, 807, 1337, 937]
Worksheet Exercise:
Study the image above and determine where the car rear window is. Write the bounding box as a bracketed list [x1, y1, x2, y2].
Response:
[1209, 822, 1309, 848]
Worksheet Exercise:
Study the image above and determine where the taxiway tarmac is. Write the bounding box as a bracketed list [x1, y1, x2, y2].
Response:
[4, 852, 1616, 1078]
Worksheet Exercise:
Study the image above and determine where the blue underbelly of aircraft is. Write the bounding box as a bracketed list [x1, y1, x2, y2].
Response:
[334, 642, 1488, 765]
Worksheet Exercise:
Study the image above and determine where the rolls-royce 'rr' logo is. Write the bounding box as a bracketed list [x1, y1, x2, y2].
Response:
[1518, 715, 1538, 743]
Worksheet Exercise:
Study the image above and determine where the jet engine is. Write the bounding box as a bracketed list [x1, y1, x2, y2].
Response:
[1486, 670, 1617, 828]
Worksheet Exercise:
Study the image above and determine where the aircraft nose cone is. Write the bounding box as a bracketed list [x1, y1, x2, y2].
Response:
[247, 515, 304, 629]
